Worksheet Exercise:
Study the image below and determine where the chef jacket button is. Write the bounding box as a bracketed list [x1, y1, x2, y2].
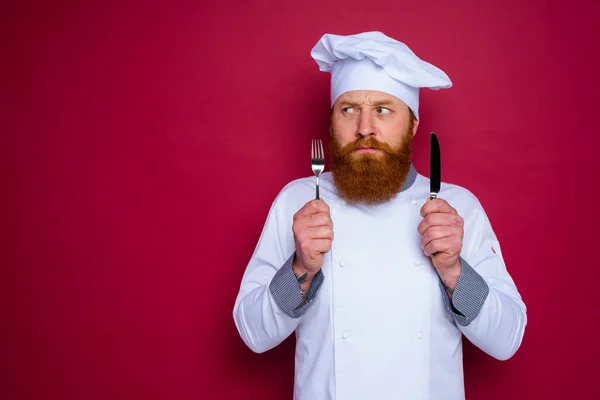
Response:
[339, 260, 346, 267]
[411, 199, 418, 205]
[341, 200, 347, 205]
[342, 332, 350, 339]
[417, 332, 423, 339]
[415, 260, 421, 266]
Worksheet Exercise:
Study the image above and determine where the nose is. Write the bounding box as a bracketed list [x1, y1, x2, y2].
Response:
[356, 111, 375, 138]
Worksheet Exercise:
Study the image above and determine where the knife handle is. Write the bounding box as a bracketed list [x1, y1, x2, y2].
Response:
[428, 193, 438, 202]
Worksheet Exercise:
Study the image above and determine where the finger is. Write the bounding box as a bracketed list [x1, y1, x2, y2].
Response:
[425, 235, 463, 258]
[421, 226, 449, 249]
[306, 213, 334, 228]
[311, 239, 333, 254]
[296, 199, 330, 218]
[300, 239, 332, 260]
[293, 219, 333, 241]
[417, 213, 459, 235]
[420, 198, 456, 217]
[424, 238, 452, 257]
[420, 198, 457, 218]
[421, 226, 461, 249]
[307, 226, 334, 240]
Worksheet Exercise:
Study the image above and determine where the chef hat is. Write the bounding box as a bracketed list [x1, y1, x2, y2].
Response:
[310, 31, 452, 120]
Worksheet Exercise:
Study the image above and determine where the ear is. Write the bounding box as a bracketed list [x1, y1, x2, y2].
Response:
[411, 118, 419, 137]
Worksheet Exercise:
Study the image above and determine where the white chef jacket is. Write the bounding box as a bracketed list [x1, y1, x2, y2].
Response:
[233, 166, 527, 400]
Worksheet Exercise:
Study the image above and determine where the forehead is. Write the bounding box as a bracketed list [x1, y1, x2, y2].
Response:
[335, 90, 406, 107]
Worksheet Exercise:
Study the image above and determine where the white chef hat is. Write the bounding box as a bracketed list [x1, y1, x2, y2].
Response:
[310, 31, 452, 120]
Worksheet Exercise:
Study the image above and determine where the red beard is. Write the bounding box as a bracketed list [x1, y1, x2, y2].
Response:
[329, 124, 414, 205]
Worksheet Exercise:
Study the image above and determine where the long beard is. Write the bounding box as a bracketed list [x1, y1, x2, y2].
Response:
[329, 125, 413, 205]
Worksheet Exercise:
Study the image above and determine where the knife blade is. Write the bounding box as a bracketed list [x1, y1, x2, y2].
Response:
[429, 132, 441, 201]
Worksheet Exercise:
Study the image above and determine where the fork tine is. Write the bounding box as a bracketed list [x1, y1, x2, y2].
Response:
[319, 139, 324, 160]
[311, 139, 315, 160]
[315, 139, 319, 160]
[316, 139, 320, 160]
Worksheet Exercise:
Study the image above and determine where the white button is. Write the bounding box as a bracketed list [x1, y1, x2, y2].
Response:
[411, 199, 418, 205]
[339, 260, 346, 267]
[415, 260, 421, 266]
[341, 200, 347, 205]
[417, 332, 423, 339]
[342, 332, 351, 339]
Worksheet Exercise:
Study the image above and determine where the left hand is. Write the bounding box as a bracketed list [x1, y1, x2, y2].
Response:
[418, 198, 464, 285]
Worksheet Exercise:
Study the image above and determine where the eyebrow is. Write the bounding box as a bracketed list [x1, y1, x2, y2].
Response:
[339, 100, 396, 107]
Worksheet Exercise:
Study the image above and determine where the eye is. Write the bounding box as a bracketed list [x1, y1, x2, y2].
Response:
[376, 107, 391, 115]
[342, 107, 354, 114]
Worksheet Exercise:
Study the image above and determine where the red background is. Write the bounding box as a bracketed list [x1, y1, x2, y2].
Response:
[2, 1, 599, 399]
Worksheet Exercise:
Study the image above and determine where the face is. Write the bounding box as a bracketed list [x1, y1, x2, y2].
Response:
[331, 90, 419, 155]
[329, 90, 419, 205]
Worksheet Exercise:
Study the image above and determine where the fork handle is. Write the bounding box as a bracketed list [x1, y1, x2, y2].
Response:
[316, 177, 320, 200]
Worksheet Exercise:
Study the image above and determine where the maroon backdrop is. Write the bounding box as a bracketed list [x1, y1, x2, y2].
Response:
[2, 0, 599, 399]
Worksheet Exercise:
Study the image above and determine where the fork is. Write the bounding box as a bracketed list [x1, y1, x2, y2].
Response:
[311, 139, 325, 200]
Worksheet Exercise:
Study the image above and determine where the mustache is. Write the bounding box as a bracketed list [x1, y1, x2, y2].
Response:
[338, 137, 397, 155]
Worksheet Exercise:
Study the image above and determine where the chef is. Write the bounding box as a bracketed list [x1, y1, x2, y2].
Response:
[233, 31, 527, 400]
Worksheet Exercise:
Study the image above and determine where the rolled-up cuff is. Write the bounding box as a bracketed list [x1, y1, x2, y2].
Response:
[269, 254, 325, 319]
[440, 257, 489, 326]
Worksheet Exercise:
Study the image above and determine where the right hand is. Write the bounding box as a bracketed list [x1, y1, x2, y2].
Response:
[292, 199, 333, 275]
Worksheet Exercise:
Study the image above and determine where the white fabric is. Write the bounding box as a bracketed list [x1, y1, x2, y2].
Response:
[311, 31, 453, 119]
[234, 171, 527, 400]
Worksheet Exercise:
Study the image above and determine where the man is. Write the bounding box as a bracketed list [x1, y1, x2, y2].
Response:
[233, 31, 526, 400]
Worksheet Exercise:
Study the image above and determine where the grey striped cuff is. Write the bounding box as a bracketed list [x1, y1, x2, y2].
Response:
[269, 254, 325, 319]
[441, 258, 489, 326]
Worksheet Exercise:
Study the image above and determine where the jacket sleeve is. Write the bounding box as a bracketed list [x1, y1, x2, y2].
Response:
[233, 193, 324, 353]
[443, 205, 527, 361]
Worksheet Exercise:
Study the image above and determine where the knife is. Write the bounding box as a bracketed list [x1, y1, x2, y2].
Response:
[429, 132, 441, 201]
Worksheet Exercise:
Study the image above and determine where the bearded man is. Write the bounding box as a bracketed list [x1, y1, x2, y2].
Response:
[233, 31, 527, 400]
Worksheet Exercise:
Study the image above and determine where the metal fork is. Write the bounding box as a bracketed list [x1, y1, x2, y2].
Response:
[311, 139, 325, 200]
